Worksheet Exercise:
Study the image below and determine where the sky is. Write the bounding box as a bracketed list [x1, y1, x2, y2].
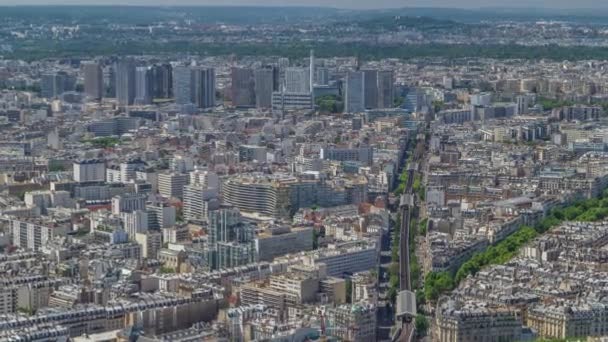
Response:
[0, 0, 606, 9]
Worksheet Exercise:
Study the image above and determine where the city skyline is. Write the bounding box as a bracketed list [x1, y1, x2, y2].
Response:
[4, 2, 608, 341]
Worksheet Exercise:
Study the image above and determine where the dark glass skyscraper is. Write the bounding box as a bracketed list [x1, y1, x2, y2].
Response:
[115, 58, 136, 106]
[83, 61, 103, 101]
[254, 67, 274, 109]
[135, 66, 153, 105]
[152, 63, 173, 99]
[231, 67, 255, 108]
[192, 67, 216, 109]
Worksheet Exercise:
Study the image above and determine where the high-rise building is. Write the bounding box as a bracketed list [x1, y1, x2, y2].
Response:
[135, 66, 153, 105]
[158, 172, 189, 200]
[362, 69, 378, 110]
[146, 202, 176, 230]
[173, 66, 193, 105]
[116, 58, 136, 106]
[207, 207, 255, 269]
[404, 88, 430, 112]
[151, 63, 172, 99]
[309, 49, 315, 92]
[112, 193, 147, 215]
[254, 67, 274, 109]
[377, 70, 394, 109]
[73, 159, 106, 183]
[208, 207, 251, 244]
[191, 67, 216, 109]
[316, 67, 330, 86]
[345, 71, 365, 113]
[41, 72, 70, 99]
[83, 61, 103, 100]
[278, 57, 290, 87]
[104, 65, 116, 98]
[284, 67, 310, 93]
[9, 218, 69, 251]
[119, 159, 146, 183]
[121, 210, 149, 239]
[189, 170, 220, 191]
[231, 67, 255, 108]
[516, 94, 532, 115]
[183, 184, 220, 224]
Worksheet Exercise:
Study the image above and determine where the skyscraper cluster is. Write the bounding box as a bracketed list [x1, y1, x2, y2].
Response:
[40, 71, 75, 99]
[83, 59, 215, 109]
[231, 50, 318, 110]
[173, 65, 216, 109]
[345, 69, 394, 113]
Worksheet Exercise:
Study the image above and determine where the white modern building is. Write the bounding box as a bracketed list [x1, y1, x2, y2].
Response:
[73, 159, 106, 183]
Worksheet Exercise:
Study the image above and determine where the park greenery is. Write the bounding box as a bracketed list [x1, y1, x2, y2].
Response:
[538, 97, 574, 111]
[315, 95, 344, 114]
[82, 137, 120, 148]
[423, 189, 608, 302]
[12, 41, 608, 62]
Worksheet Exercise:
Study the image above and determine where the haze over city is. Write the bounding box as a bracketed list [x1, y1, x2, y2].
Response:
[0, 0, 607, 9]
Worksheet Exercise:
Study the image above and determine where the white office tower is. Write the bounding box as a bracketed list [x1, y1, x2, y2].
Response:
[309, 49, 315, 92]
[135, 66, 153, 105]
[112, 193, 147, 215]
[119, 159, 146, 183]
[184, 170, 220, 224]
[121, 210, 149, 239]
[73, 159, 106, 183]
[189, 169, 220, 195]
[183, 184, 220, 224]
[345, 71, 365, 113]
[158, 172, 189, 200]
[284, 67, 310, 93]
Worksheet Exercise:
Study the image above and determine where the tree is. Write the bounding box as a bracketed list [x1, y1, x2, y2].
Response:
[415, 314, 429, 336]
[315, 95, 343, 113]
[159, 266, 175, 274]
[424, 272, 454, 302]
[394, 96, 405, 108]
[419, 219, 428, 236]
[48, 164, 66, 172]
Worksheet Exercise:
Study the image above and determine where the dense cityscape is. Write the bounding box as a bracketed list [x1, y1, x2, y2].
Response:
[3, 4, 608, 342]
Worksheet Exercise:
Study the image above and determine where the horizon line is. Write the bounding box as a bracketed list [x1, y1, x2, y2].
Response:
[0, 4, 606, 11]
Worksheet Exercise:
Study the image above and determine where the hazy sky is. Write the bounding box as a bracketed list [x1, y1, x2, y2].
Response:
[0, 0, 606, 9]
